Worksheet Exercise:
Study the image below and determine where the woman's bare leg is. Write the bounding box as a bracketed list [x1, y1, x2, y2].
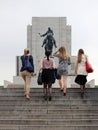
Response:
[58, 77, 63, 90]
[63, 76, 67, 96]
[48, 83, 52, 101]
[80, 85, 84, 98]
[43, 83, 47, 100]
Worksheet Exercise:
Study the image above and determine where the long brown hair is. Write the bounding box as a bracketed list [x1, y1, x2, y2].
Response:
[58, 46, 68, 59]
[77, 49, 84, 63]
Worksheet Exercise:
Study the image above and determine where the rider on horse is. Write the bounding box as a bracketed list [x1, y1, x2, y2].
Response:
[39, 27, 57, 54]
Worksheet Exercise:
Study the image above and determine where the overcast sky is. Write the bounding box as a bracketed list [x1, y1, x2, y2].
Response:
[0, 0, 98, 85]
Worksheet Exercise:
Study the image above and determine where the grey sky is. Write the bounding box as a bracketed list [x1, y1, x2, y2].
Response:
[0, 0, 98, 85]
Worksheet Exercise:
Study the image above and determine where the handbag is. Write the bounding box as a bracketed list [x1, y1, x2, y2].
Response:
[54, 68, 61, 79]
[37, 70, 42, 85]
[85, 60, 93, 73]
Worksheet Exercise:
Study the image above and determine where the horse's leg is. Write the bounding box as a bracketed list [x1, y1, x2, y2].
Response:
[53, 39, 57, 48]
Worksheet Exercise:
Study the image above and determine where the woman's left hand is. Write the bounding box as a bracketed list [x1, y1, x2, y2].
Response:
[31, 72, 36, 76]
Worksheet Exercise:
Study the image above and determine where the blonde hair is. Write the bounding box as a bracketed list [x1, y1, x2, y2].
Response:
[77, 49, 84, 63]
[58, 46, 68, 59]
[24, 48, 30, 55]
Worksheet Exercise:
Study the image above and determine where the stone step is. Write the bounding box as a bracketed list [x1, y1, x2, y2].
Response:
[0, 113, 98, 119]
[0, 89, 96, 95]
[0, 99, 98, 105]
[0, 88, 98, 99]
[0, 109, 97, 115]
[0, 88, 97, 129]
[0, 96, 98, 100]
[0, 93, 98, 100]
[0, 118, 98, 125]
[0, 105, 98, 110]
[0, 125, 98, 130]
[0, 88, 98, 93]
[47, 109, 98, 114]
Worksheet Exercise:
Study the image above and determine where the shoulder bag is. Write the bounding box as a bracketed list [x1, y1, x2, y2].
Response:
[37, 70, 43, 85]
[85, 57, 93, 73]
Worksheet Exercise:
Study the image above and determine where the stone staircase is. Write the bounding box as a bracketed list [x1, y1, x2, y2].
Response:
[0, 87, 98, 130]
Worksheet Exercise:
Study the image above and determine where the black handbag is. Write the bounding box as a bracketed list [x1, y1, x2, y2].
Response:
[37, 71, 43, 85]
[54, 68, 61, 80]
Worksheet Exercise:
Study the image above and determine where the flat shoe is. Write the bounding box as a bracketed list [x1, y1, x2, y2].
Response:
[60, 89, 63, 92]
[81, 92, 84, 98]
[44, 95, 47, 101]
[63, 93, 66, 96]
[26, 95, 30, 100]
[49, 96, 52, 101]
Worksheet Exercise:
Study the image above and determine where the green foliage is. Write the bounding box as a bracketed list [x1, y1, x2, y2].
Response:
[0, 86, 3, 88]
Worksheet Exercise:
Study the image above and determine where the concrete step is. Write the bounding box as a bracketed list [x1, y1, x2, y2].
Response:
[0, 125, 98, 130]
[0, 87, 98, 129]
[0, 88, 98, 93]
[0, 93, 98, 100]
[0, 105, 98, 110]
[0, 113, 98, 119]
[0, 118, 98, 125]
[0, 88, 98, 100]
[0, 109, 98, 115]
[0, 99, 98, 105]
[0, 105, 97, 111]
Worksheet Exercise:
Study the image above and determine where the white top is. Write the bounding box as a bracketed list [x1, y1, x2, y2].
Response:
[75, 54, 88, 75]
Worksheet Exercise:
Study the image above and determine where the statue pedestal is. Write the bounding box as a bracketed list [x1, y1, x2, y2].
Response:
[12, 75, 76, 88]
[4, 75, 95, 88]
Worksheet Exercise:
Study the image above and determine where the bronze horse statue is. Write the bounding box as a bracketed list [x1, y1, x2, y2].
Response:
[39, 27, 57, 54]
[41, 33, 57, 54]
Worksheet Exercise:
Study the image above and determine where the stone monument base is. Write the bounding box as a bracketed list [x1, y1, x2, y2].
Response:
[4, 75, 95, 88]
